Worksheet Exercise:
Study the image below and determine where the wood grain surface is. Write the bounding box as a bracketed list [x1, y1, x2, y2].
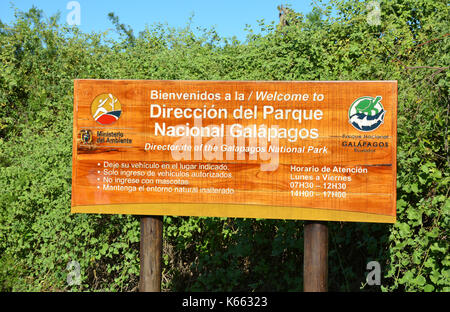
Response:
[71, 79, 397, 223]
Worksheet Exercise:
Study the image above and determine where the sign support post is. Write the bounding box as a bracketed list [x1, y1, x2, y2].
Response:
[139, 216, 163, 292]
[303, 221, 328, 292]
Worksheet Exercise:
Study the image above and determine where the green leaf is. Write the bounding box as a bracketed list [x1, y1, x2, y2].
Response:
[415, 275, 426, 286]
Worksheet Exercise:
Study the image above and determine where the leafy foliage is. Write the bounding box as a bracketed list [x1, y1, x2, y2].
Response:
[0, 0, 448, 291]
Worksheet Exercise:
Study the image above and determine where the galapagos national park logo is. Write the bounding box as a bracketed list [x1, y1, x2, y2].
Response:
[348, 96, 385, 132]
[91, 93, 122, 125]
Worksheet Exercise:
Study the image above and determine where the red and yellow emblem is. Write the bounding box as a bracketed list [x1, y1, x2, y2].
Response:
[91, 93, 122, 125]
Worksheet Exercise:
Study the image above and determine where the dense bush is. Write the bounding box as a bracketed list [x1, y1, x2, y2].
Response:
[0, 0, 448, 291]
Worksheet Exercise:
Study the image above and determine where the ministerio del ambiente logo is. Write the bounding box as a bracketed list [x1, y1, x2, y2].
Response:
[91, 93, 122, 125]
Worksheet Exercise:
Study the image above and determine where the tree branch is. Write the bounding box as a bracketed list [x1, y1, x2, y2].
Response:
[405, 66, 449, 70]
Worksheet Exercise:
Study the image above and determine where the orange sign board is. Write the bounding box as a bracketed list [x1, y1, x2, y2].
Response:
[71, 80, 397, 223]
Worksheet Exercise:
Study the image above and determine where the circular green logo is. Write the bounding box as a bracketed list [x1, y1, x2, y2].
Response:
[348, 96, 385, 132]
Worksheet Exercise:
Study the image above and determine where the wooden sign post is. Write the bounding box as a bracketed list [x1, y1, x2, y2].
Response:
[139, 216, 163, 292]
[304, 222, 328, 292]
[71, 80, 397, 291]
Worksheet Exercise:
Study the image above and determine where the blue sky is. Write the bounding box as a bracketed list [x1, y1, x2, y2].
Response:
[0, 0, 315, 41]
